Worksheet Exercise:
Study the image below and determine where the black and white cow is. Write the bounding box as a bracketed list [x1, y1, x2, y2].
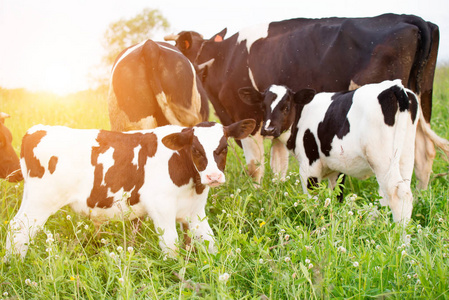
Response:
[166, 14, 441, 189]
[108, 39, 209, 131]
[5, 119, 256, 259]
[240, 80, 422, 223]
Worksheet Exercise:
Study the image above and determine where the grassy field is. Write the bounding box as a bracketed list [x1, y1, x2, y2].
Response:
[0, 69, 448, 299]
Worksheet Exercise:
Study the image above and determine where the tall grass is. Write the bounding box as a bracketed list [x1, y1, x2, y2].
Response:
[0, 69, 448, 299]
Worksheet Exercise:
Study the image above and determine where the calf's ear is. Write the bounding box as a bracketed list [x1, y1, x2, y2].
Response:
[162, 128, 194, 151]
[238, 87, 264, 106]
[294, 89, 316, 105]
[225, 119, 256, 140]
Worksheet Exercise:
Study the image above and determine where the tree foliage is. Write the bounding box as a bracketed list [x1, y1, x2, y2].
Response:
[102, 8, 170, 67]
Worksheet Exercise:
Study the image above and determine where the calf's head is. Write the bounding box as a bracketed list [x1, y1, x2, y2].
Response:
[239, 85, 316, 138]
[0, 113, 22, 182]
[162, 119, 256, 187]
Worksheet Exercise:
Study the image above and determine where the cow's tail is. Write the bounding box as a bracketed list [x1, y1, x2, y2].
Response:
[406, 16, 432, 96]
[417, 107, 449, 163]
[143, 40, 202, 127]
[6, 169, 23, 182]
[406, 16, 439, 123]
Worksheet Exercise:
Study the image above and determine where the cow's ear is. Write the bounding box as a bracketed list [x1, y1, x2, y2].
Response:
[177, 32, 193, 51]
[0, 112, 10, 124]
[294, 89, 316, 105]
[238, 87, 264, 105]
[162, 128, 194, 151]
[224, 119, 256, 140]
[211, 28, 227, 42]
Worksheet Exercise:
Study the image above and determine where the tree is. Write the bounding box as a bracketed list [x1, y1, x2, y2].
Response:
[102, 8, 170, 68]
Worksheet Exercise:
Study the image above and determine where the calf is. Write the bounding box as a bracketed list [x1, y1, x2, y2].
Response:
[0, 112, 22, 182]
[240, 80, 419, 224]
[5, 120, 256, 259]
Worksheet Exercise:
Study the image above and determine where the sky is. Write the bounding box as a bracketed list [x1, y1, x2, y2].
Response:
[0, 0, 448, 95]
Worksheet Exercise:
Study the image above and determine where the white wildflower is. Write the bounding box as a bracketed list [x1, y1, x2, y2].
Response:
[308, 263, 313, 269]
[117, 246, 123, 253]
[127, 246, 134, 253]
[284, 256, 291, 263]
[353, 261, 359, 267]
[348, 211, 354, 216]
[118, 277, 125, 284]
[236, 248, 241, 254]
[337, 246, 347, 253]
[66, 215, 71, 221]
[219, 272, 230, 282]
[305, 258, 310, 264]
[324, 198, 331, 207]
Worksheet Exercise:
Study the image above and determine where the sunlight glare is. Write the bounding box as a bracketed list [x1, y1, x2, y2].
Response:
[42, 64, 75, 96]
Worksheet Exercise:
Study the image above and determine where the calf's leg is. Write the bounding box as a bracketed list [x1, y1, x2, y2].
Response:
[6, 200, 59, 260]
[241, 132, 265, 185]
[270, 138, 289, 180]
[414, 120, 436, 190]
[187, 212, 216, 254]
[147, 208, 179, 257]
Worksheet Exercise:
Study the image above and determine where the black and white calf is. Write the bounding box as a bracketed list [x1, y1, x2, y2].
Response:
[240, 80, 421, 223]
[5, 120, 256, 259]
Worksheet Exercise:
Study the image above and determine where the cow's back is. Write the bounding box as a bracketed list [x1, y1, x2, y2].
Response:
[296, 80, 418, 179]
[21, 125, 98, 204]
[108, 40, 208, 131]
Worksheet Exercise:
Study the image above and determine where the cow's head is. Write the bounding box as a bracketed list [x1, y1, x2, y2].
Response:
[0, 113, 22, 182]
[192, 29, 227, 82]
[239, 85, 316, 138]
[164, 31, 206, 63]
[162, 119, 256, 187]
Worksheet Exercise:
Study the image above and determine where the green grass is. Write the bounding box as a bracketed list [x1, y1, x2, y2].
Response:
[1, 70, 449, 299]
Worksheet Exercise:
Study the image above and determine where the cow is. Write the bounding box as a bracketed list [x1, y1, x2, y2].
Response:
[165, 13, 443, 189]
[239, 80, 424, 224]
[0, 112, 22, 182]
[108, 39, 209, 131]
[5, 119, 256, 259]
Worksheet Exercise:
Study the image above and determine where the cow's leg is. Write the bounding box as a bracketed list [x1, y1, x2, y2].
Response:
[240, 131, 265, 185]
[414, 119, 436, 190]
[5, 197, 58, 259]
[270, 138, 289, 181]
